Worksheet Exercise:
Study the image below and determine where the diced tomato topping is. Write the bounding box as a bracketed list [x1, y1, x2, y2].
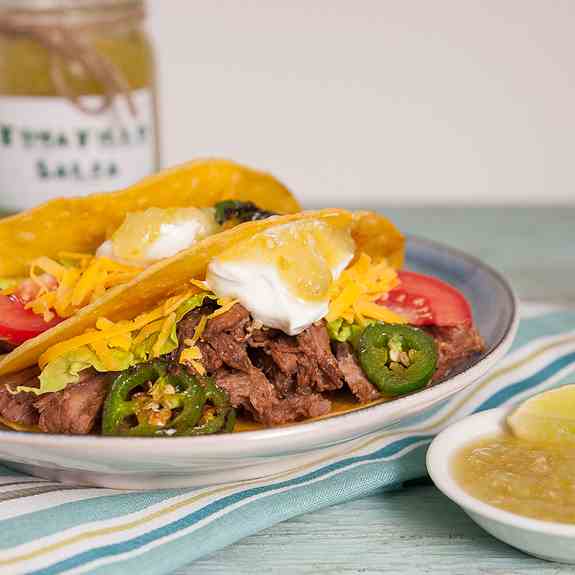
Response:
[378, 270, 473, 326]
[0, 294, 62, 346]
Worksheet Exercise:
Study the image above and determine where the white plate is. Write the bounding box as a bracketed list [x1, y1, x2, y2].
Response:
[0, 237, 518, 489]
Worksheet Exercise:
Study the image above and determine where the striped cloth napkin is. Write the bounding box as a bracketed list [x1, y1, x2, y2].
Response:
[0, 303, 574, 575]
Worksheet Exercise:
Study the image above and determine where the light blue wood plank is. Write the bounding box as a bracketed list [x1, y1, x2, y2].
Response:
[183, 486, 574, 575]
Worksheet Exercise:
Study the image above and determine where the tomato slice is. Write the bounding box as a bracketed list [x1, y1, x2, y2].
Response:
[0, 295, 62, 346]
[378, 270, 472, 326]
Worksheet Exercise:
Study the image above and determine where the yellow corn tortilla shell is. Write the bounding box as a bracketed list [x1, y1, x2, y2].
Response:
[0, 158, 301, 277]
[0, 209, 404, 376]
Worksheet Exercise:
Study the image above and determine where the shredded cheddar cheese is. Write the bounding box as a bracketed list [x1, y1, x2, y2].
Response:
[163, 291, 193, 316]
[208, 298, 239, 319]
[353, 298, 406, 324]
[38, 288, 201, 369]
[37, 248, 406, 382]
[90, 338, 124, 371]
[24, 255, 143, 322]
[31, 257, 66, 281]
[179, 345, 205, 375]
[186, 315, 208, 347]
[99, 320, 133, 351]
[190, 279, 210, 291]
[132, 318, 165, 347]
[327, 252, 404, 324]
[152, 312, 176, 357]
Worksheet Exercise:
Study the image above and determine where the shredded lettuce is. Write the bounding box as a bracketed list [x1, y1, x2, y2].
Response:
[134, 292, 214, 359]
[18, 347, 134, 395]
[0, 277, 23, 291]
[133, 322, 179, 361]
[326, 318, 375, 349]
[28, 291, 217, 396]
[175, 292, 215, 321]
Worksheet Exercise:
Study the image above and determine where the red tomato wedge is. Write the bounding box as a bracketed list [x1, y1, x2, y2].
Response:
[0, 294, 62, 346]
[378, 270, 472, 326]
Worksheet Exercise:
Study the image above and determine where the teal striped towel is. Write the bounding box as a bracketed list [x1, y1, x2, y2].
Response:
[0, 303, 574, 575]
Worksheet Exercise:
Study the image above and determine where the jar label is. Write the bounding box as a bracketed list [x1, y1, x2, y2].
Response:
[0, 89, 157, 212]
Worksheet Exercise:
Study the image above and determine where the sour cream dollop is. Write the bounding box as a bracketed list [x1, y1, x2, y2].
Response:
[206, 219, 355, 335]
[97, 207, 218, 266]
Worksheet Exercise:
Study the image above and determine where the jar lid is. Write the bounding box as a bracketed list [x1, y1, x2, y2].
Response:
[0, 0, 142, 10]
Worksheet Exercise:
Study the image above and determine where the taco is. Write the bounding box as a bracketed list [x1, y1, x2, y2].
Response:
[0, 159, 300, 353]
[0, 208, 483, 436]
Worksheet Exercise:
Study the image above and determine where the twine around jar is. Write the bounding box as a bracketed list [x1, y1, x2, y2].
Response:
[0, 4, 145, 116]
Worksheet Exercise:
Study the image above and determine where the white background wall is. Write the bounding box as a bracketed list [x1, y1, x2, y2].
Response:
[148, 0, 574, 207]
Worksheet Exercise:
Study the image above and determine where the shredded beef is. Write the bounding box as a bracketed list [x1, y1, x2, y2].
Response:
[196, 341, 223, 372]
[296, 323, 343, 391]
[246, 322, 343, 395]
[248, 328, 272, 349]
[214, 368, 331, 425]
[268, 337, 299, 374]
[249, 330, 299, 376]
[198, 306, 336, 425]
[205, 331, 252, 372]
[239, 369, 281, 422]
[424, 324, 485, 382]
[176, 306, 207, 341]
[175, 302, 217, 362]
[0, 366, 41, 427]
[214, 370, 253, 407]
[0, 298, 487, 434]
[335, 342, 380, 403]
[268, 394, 331, 424]
[250, 350, 295, 397]
[270, 346, 299, 375]
[35, 370, 111, 434]
[295, 356, 324, 394]
[186, 302, 486, 426]
[192, 303, 254, 373]
[203, 304, 249, 338]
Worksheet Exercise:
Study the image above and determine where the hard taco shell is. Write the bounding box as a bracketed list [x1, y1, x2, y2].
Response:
[0, 159, 300, 277]
[0, 209, 404, 376]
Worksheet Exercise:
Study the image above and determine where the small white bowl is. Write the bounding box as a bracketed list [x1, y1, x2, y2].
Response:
[427, 407, 575, 564]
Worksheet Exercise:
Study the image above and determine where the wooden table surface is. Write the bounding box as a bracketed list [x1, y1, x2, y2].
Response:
[176, 207, 575, 575]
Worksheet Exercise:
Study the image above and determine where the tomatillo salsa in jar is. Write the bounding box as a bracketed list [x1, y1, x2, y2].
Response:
[0, 0, 159, 212]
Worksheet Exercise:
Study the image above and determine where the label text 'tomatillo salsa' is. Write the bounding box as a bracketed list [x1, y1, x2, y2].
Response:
[0, 0, 159, 212]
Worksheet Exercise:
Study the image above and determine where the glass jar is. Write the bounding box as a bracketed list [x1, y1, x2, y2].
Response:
[0, 0, 159, 212]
